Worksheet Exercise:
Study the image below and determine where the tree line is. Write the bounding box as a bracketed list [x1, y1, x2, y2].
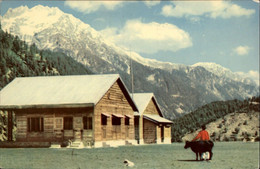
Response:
[171, 96, 260, 142]
[0, 25, 92, 90]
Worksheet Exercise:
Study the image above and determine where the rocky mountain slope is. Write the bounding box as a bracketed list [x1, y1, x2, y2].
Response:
[1, 5, 259, 119]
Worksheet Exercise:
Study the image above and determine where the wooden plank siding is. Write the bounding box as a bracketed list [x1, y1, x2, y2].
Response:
[142, 98, 172, 144]
[143, 99, 161, 116]
[94, 80, 135, 142]
[143, 119, 156, 144]
[14, 107, 93, 142]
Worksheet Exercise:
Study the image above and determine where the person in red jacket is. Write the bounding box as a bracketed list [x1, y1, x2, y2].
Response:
[192, 125, 210, 141]
[192, 125, 211, 160]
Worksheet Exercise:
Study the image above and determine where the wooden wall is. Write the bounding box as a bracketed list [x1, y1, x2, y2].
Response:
[15, 107, 93, 142]
[164, 126, 171, 139]
[142, 97, 172, 143]
[143, 99, 160, 116]
[143, 119, 156, 143]
[94, 80, 135, 142]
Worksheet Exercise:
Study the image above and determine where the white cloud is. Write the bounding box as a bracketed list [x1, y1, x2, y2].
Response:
[100, 19, 192, 54]
[161, 1, 255, 19]
[144, 1, 160, 8]
[64, 1, 124, 14]
[233, 46, 250, 55]
[237, 70, 259, 85]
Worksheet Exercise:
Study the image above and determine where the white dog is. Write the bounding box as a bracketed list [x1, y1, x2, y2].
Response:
[124, 159, 135, 167]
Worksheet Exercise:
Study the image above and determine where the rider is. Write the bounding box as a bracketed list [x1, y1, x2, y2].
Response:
[192, 125, 211, 160]
[192, 125, 210, 141]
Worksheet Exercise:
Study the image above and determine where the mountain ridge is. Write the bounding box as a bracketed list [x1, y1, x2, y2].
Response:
[1, 5, 259, 118]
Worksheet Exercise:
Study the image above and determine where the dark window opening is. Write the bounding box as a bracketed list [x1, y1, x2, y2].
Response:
[134, 117, 139, 126]
[83, 116, 92, 129]
[125, 117, 130, 126]
[112, 116, 121, 125]
[27, 117, 44, 132]
[64, 117, 73, 130]
[101, 114, 107, 125]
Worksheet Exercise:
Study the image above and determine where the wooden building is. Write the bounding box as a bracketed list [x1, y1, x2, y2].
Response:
[132, 93, 172, 144]
[0, 74, 138, 148]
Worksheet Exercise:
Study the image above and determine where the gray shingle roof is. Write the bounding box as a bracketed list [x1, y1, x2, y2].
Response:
[0, 74, 122, 109]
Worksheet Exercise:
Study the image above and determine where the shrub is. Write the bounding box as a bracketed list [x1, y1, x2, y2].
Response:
[243, 120, 248, 125]
[217, 123, 223, 128]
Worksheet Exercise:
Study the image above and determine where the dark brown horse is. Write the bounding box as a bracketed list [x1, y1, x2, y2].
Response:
[184, 141, 214, 161]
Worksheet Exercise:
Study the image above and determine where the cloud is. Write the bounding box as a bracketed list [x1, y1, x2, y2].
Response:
[237, 70, 259, 85]
[64, 1, 124, 14]
[144, 1, 160, 8]
[100, 19, 192, 54]
[161, 1, 255, 18]
[233, 46, 250, 55]
[253, 0, 259, 3]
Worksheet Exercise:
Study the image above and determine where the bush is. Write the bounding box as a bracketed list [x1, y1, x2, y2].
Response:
[217, 123, 223, 128]
[255, 136, 260, 142]
[223, 136, 230, 142]
[243, 120, 248, 125]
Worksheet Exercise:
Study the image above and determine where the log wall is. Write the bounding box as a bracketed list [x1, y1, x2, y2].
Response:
[143, 99, 160, 115]
[143, 118, 156, 144]
[94, 80, 135, 142]
[15, 107, 93, 142]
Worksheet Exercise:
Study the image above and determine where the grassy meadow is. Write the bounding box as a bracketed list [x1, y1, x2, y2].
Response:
[0, 142, 259, 169]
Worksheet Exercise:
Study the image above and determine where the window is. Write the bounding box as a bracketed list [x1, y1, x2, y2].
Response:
[27, 117, 44, 132]
[101, 114, 107, 125]
[125, 117, 130, 126]
[64, 117, 73, 130]
[112, 116, 121, 125]
[83, 117, 92, 130]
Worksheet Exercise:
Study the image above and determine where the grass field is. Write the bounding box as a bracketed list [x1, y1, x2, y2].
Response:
[0, 142, 259, 169]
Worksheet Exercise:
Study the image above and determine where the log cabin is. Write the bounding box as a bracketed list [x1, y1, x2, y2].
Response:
[132, 93, 172, 144]
[0, 74, 139, 148]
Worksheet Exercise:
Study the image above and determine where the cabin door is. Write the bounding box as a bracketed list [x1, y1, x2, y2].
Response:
[74, 117, 83, 141]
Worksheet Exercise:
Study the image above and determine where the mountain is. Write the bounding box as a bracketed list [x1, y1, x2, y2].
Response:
[1, 5, 259, 119]
[0, 27, 92, 89]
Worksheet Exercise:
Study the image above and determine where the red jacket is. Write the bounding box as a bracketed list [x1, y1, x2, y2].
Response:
[192, 130, 210, 141]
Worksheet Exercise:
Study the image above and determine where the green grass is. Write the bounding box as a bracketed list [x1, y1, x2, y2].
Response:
[0, 142, 259, 169]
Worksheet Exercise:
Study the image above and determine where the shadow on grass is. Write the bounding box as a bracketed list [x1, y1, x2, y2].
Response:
[177, 159, 202, 162]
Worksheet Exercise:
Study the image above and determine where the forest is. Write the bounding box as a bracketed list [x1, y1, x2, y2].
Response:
[0, 24, 92, 90]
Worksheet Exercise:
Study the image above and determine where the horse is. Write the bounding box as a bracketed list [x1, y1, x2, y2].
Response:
[184, 141, 214, 161]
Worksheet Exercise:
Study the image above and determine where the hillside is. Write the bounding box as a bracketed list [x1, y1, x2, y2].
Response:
[1, 5, 259, 119]
[172, 96, 260, 142]
[183, 110, 259, 142]
[0, 25, 92, 89]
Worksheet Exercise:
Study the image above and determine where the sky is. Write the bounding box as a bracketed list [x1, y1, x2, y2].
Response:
[0, 0, 259, 81]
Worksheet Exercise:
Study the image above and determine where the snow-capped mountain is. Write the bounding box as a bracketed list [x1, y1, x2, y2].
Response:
[192, 62, 256, 85]
[1, 5, 259, 119]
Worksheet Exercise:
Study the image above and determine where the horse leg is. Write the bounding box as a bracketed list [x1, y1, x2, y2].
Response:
[196, 152, 198, 161]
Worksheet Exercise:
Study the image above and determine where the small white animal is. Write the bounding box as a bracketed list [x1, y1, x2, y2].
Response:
[201, 152, 210, 160]
[124, 159, 135, 167]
